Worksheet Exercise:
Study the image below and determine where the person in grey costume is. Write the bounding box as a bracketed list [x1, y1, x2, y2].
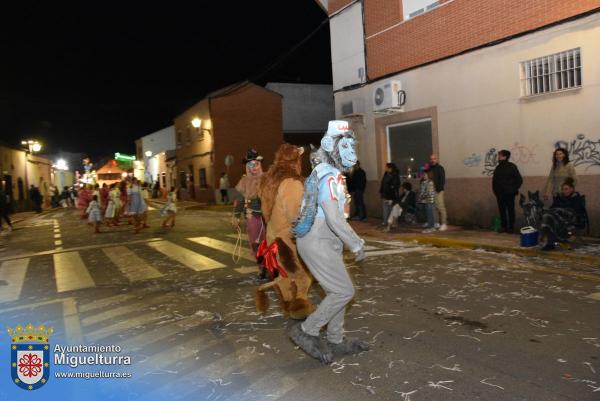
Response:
[290, 120, 369, 364]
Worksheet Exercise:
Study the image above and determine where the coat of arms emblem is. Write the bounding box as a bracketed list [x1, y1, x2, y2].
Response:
[8, 323, 53, 390]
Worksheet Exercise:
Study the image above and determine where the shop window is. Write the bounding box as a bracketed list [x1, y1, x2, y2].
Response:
[386, 118, 433, 179]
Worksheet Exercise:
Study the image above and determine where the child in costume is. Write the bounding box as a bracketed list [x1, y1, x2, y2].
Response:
[290, 120, 368, 364]
[233, 149, 267, 280]
[161, 187, 177, 228]
[126, 178, 146, 233]
[86, 194, 102, 233]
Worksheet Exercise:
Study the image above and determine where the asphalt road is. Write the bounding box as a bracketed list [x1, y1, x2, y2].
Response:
[1, 206, 599, 401]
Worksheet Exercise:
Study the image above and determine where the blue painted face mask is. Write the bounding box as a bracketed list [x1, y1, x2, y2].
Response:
[338, 137, 357, 168]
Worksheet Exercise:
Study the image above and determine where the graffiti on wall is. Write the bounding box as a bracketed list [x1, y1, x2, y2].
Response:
[463, 153, 482, 167]
[555, 134, 600, 171]
[481, 148, 498, 176]
[509, 142, 538, 165]
[476, 142, 539, 176]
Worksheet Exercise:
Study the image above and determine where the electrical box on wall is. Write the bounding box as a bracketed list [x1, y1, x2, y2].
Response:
[373, 80, 406, 113]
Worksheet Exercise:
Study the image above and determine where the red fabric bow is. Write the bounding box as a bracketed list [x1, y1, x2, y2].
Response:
[257, 240, 288, 278]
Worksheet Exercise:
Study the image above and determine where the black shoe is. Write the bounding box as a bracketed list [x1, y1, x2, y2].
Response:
[541, 243, 556, 251]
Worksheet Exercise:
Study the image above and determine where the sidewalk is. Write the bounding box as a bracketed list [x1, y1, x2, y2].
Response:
[350, 218, 600, 266]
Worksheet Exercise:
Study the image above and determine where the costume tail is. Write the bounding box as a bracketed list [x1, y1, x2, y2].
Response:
[255, 281, 277, 313]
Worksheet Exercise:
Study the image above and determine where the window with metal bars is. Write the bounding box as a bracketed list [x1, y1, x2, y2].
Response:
[520, 48, 582, 97]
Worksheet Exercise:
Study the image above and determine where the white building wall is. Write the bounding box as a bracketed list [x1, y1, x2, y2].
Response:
[334, 13, 600, 181]
[139, 125, 176, 184]
[141, 125, 176, 156]
[330, 1, 366, 91]
[266, 83, 334, 133]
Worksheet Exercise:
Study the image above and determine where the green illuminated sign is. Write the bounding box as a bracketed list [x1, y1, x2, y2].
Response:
[114, 152, 136, 161]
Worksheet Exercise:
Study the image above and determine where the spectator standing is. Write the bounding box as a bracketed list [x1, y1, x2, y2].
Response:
[544, 147, 577, 201]
[29, 185, 42, 213]
[0, 183, 13, 234]
[418, 170, 437, 233]
[379, 163, 400, 225]
[219, 172, 230, 204]
[429, 154, 448, 231]
[351, 161, 367, 221]
[492, 150, 523, 233]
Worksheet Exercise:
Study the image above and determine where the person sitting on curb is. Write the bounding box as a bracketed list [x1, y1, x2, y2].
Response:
[540, 178, 587, 251]
[398, 182, 417, 224]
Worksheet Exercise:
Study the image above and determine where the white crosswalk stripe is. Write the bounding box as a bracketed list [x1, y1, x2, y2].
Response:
[147, 240, 225, 271]
[85, 309, 174, 342]
[53, 251, 96, 292]
[103, 246, 163, 281]
[117, 315, 210, 351]
[187, 236, 255, 262]
[0, 258, 29, 303]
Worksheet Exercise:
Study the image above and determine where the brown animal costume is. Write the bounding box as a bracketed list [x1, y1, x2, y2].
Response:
[256, 143, 316, 319]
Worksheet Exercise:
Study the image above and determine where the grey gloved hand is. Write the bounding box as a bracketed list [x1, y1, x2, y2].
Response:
[354, 247, 366, 262]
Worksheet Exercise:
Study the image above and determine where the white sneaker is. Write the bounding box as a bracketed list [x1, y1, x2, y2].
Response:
[434, 223, 440, 229]
[422, 222, 429, 228]
[422, 228, 436, 233]
[439, 224, 448, 231]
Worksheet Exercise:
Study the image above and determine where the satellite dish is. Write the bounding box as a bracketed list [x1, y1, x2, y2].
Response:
[224, 155, 234, 167]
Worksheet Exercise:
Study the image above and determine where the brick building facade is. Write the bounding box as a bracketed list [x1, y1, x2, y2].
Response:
[174, 82, 283, 203]
[316, 0, 600, 232]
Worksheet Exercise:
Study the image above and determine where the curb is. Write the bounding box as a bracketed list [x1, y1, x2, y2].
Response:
[355, 227, 600, 266]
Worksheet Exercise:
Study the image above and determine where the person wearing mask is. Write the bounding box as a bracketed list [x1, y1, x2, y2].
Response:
[428, 154, 448, 231]
[544, 147, 577, 201]
[492, 150, 523, 233]
[350, 161, 367, 221]
[379, 163, 400, 226]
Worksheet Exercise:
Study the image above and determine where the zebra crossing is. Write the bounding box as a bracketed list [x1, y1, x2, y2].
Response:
[0, 236, 250, 304]
[0, 234, 424, 306]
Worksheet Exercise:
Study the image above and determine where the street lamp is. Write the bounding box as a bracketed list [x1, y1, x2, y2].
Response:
[21, 140, 42, 154]
[191, 118, 202, 128]
[144, 150, 153, 157]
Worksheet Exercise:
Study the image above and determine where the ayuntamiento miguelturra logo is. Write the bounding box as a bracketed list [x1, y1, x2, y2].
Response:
[8, 323, 53, 391]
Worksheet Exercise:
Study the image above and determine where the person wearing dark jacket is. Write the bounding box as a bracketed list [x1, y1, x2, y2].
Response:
[492, 150, 523, 233]
[29, 185, 42, 213]
[379, 163, 400, 225]
[0, 184, 13, 233]
[540, 178, 587, 250]
[351, 161, 367, 220]
[399, 182, 417, 223]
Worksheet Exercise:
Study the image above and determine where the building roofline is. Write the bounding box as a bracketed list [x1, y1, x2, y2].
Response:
[335, 6, 600, 94]
[173, 81, 282, 121]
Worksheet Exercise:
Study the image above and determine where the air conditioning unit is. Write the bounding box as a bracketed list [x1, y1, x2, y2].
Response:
[373, 80, 406, 113]
[341, 98, 365, 117]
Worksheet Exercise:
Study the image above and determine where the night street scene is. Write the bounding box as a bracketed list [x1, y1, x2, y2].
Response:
[1, 1, 600, 401]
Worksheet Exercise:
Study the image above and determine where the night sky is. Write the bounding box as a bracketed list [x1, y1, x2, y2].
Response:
[1, 1, 331, 159]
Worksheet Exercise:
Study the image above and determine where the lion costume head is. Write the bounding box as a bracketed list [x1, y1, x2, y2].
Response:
[259, 143, 304, 222]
